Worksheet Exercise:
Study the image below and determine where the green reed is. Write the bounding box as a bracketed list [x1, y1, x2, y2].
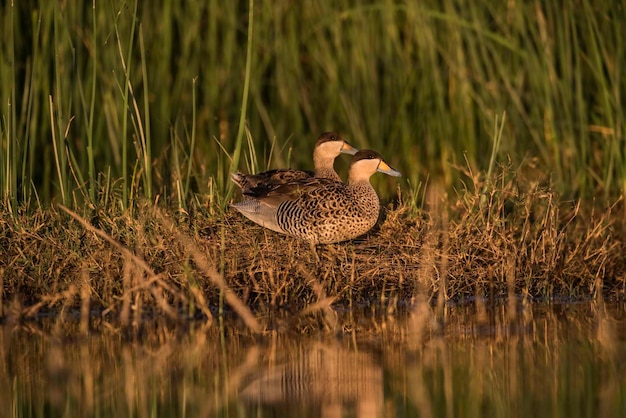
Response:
[0, 0, 623, 211]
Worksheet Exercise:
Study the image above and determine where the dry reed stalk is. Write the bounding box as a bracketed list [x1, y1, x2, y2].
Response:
[149, 283, 180, 320]
[80, 266, 91, 334]
[0, 267, 3, 318]
[187, 284, 215, 326]
[132, 262, 144, 329]
[436, 204, 449, 328]
[58, 204, 180, 322]
[119, 253, 133, 326]
[506, 252, 517, 321]
[23, 285, 78, 318]
[154, 208, 262, 332]
[297, 265, 338, 331]
[414, 181, 448, 335]
[53, 284, 79, 335]
[58, 205, 159, 278]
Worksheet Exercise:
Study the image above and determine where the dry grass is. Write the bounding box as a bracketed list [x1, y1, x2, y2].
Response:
[1, 167, 625, 332]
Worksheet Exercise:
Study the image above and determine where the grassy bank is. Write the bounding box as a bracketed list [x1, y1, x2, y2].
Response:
[1, 166, 624, 330]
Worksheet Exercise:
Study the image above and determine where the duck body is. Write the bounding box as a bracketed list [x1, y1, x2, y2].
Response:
[232, 150, 401, 244]
[277, 181, 381, 244]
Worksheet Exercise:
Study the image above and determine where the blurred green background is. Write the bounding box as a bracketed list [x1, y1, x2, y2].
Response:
[1, 0, 624, 210]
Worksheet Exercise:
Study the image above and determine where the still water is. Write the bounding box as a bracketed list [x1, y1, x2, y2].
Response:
[1, 301, 625, 418]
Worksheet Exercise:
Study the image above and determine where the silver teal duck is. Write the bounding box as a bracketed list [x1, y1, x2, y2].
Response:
[231, 132, 357, 194]
[231, 149, 401, 244]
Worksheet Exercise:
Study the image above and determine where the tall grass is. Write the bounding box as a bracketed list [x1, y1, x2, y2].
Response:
[0, 0, 624, 211]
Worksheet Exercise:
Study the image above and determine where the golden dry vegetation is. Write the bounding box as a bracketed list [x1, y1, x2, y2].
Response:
[1, 167, 624, 331]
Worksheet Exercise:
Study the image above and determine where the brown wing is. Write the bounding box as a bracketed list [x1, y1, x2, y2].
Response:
[245, 177, 343, 206]
[233, 168, 315, 192]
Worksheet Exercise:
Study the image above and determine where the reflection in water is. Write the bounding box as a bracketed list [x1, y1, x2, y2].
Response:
[1, 302, 626, 417]
[239, 342, 383, 417]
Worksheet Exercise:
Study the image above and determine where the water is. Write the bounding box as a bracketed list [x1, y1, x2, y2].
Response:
[2, 301, 625, 418]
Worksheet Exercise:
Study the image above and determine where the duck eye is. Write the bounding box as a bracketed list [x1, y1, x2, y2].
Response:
[330, 135, 337, 141]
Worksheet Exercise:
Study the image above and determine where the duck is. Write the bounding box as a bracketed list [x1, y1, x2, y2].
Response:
[232, 149, 401, 244]
[231, 132, 358, 194]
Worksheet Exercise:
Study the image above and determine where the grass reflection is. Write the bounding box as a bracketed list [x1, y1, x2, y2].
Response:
[1, 301, 625, 417]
